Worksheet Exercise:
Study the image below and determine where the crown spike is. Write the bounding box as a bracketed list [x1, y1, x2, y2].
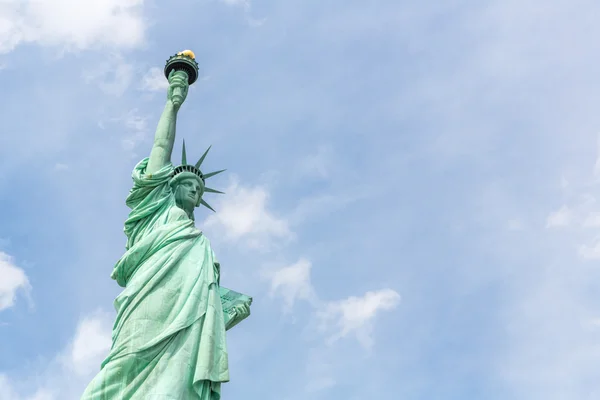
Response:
[195, 145, 212, 169]
[200, 198, 216, 212]
[204, 187, 224, 194]
[203, 169, 226, 179]
[181, 140, 188, 165]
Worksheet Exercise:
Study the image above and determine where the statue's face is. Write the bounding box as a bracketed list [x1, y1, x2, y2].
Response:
[174, 177, 203, 212]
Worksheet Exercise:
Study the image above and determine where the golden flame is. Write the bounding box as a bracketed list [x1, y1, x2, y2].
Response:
[177, 50, 196, 59]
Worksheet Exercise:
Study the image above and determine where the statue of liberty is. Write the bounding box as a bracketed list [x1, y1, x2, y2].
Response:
[82, 51, 251, 399]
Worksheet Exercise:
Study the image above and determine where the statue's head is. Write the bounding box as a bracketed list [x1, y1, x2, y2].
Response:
[170, 140, 225, 214]
[171, 172, 204, 213]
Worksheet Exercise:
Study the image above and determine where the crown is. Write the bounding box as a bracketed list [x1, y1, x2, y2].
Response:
[172, 140, 225, 212]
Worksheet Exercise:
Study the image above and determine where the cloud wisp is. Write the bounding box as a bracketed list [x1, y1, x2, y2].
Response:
[0, 252, 31, 313]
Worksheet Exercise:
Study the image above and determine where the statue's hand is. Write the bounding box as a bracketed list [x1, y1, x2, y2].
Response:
[233, 303, 251, 321]
[167, 69, 189, 109]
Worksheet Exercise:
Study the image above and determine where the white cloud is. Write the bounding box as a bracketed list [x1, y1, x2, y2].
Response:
[581, 317, 600, 331]
[264, 258, 317, 312]
[122, 109, 148, 150]
[25, 389, 54, 400]
[100, 108, 149, 152]
[496, 130, 600, 398]
[306, 375, 336, 393]
[65, 311, 113, 376]
[582, 211, 600, 227]
[497, 270, 600, 400]
[203, 178, 291, 248]
[297, 145, 333, 179]
[305, 350, 336, 393]
[0, 374, 18, 400]
[578, 239, 600, 260]
[96, 108, 149, 154]
[317, 289, 400, 349]
[124, 110, 147, 132]
[0, 375, 54, 400]
[545, 205, 572, 228]
[140, 67, 169, 92]
[0, 251, 30, 312]
[0, 310, 113, 399]
[263, 259, 400, 349]
[217, 0, 265, 27]
[82, 54, 134, 97]
[0, 0, 145, 54]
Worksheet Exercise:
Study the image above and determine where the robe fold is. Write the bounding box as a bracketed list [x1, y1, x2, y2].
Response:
[81, 158, 229, 400]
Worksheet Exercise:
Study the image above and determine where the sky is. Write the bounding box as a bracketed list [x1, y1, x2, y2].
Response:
[1, 0, 600, 399]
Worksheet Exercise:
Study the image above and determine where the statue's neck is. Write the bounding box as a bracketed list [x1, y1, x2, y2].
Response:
[184, 207, 195, 221]
[187, 210, 195, 221]
[175, 203, 195, 221]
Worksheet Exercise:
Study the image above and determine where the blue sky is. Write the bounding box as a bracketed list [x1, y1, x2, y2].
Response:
[1, 0, 600, 399]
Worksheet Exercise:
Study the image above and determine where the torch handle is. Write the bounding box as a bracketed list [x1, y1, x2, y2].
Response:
[170, 69, 189, 107]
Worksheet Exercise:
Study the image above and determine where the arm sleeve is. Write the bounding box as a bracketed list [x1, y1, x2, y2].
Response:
[123, 158, 175, 249]
[125, 158, 175, 210]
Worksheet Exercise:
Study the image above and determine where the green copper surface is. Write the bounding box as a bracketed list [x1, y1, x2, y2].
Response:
[81, 54, 251, 400]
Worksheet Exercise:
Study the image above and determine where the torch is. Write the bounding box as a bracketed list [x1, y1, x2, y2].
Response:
[164, 50, 199, 106]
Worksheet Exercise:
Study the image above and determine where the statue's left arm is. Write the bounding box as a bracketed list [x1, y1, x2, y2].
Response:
[146, 70, 190, 175]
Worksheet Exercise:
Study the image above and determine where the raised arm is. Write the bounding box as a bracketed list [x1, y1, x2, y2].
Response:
[146, 70, 190, 175]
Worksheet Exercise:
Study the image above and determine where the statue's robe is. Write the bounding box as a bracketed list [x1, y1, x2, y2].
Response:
[82, 158, 228, 400]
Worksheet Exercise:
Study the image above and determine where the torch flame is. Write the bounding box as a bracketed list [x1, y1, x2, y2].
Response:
[177, 50, 196, 60]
